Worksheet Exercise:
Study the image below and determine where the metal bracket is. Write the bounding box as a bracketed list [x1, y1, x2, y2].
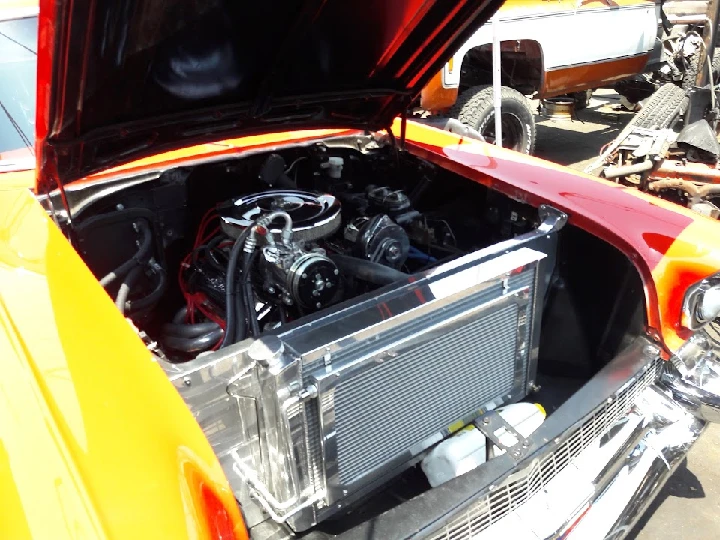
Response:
[474, 410, 530, 463]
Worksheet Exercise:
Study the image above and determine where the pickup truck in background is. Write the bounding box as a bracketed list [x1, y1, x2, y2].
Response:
[420, 0, 712, 154]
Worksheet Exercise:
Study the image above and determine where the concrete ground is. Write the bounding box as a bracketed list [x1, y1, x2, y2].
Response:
[532, 88, 720, 539]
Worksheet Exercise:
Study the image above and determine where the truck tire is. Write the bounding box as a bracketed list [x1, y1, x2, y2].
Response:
[631, 82, 688, 130]
[449, 85, 536, 154]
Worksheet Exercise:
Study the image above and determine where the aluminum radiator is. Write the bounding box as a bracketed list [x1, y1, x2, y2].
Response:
[168, 206, 565, 533]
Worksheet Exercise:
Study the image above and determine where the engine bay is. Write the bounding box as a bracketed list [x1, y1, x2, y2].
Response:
[74, 142, 538, 361]
[67, 136, 646, 537]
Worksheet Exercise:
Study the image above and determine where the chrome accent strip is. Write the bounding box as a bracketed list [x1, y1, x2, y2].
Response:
[659, 363, 720, 423]
[558, 387, 705, 540]
[658, 333, 720, 423]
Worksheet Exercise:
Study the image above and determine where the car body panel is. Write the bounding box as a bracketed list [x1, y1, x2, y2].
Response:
[0, 186, 247, 539]
[397, 119, 720, 351]
[542, 54, 652, 97]
[422, 0, 659, 109]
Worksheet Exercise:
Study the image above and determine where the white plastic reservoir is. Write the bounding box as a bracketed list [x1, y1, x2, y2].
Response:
[422, 402, 546, 487]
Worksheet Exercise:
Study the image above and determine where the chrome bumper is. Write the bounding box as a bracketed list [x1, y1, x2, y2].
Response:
[427, 347, 720, 540]
[427, 375, 704, 540]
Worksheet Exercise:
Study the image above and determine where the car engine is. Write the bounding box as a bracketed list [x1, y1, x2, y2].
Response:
[73, 145, 562, 535]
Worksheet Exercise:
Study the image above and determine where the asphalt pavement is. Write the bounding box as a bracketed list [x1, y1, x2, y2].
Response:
[532, 88, 720, 539]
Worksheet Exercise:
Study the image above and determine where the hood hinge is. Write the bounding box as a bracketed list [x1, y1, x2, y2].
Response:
[38, 145, 74, 232]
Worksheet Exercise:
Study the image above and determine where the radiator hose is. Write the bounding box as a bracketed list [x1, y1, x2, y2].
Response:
[329, 254, 409, 286]
[115, 265, 144, 315]
[124, 267, 167, 313]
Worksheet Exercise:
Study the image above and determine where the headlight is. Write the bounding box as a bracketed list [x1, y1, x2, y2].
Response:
[682, 271, 720, 330]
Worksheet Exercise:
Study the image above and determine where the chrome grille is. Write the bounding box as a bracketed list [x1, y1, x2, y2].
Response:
[429, 358, 662, 540]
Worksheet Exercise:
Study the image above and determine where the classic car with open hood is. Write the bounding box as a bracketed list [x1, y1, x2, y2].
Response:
[4, 0, 720, 539]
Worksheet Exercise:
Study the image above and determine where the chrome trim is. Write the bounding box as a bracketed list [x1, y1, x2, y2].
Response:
[658, 334, 720, 423]
[426, 358, 662, 540]
[454, 379, 706, 540]
[596, 392, 704, 540]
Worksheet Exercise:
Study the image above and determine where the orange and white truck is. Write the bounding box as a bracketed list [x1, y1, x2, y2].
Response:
[420, 0, 712, 153]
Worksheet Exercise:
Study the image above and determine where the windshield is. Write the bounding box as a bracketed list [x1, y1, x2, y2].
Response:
[0, 15, 37, 155]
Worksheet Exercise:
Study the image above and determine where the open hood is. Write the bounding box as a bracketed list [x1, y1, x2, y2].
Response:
[36, 0, 503, 193]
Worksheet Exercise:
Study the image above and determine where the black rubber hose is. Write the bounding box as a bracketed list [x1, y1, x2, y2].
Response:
[172, 306, 189, 324]
[234, 274, 247, 343]
[163, 328, 224, 354]
[125, 268, 167, 313]
[115, 265, 144, 315]
[99, 220, 153, 287]
[242, 250, 261, 338]
[162, 322, 220, 338]
[329, 254, 409, 286]
[222, 227, 252, 347]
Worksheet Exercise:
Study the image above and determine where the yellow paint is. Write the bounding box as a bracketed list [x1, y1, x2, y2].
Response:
[0, 169, 35, 190]
[0, 186, 247, 539]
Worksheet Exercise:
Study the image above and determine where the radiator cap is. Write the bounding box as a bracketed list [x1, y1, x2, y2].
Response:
[248, 336, 285, 367]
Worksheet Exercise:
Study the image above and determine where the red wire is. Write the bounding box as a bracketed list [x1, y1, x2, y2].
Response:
[194, 207, 219, 248]
[178, 206, 230, 331]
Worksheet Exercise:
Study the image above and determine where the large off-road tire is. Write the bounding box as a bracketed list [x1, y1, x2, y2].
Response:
[449, 85, 536, 154]
[631, 82, 688, 130]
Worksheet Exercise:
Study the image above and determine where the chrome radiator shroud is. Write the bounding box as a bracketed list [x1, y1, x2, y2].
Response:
[167, 206, 566, 533]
